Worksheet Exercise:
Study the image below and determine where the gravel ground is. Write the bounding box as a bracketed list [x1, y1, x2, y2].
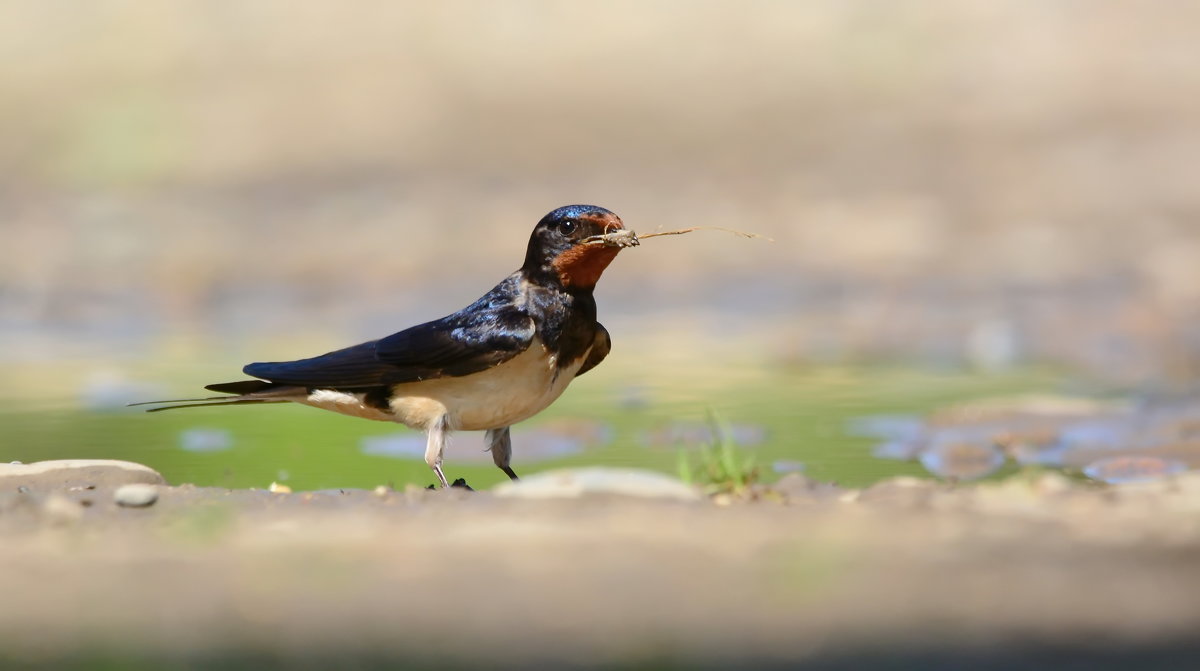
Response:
[2, 463, 1199, 669]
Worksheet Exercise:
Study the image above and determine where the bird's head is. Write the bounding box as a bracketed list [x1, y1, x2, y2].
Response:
[522, 204, 637, 291]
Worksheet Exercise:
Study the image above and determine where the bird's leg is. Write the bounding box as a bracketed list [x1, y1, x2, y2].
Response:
[485, 426, 520, 480]
[425, 415, 451, 488]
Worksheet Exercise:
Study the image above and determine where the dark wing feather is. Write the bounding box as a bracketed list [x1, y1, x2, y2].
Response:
[576, 322, 611, 377]
[374, 307, 533, 378]
[242, 340, 391, 388]
[242, 283, 536, 389]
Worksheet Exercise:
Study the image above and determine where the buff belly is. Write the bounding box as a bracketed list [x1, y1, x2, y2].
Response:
[296, 337, 586, 432]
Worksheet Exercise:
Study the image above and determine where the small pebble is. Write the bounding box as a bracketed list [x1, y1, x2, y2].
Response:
[114, 483, 159, 507]
[268, 482, 292, 493]
[373, 485, 392, 497]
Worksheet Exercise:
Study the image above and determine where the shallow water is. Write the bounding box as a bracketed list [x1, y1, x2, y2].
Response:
[0, 355, 1064, 490]
[863, 394, 1200, 484]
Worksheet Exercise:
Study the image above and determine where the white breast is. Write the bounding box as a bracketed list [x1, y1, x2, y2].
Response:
[387, 336, 586, 431]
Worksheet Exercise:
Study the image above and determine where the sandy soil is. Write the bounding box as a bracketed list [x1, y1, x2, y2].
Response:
[3, 468, 1200, 669]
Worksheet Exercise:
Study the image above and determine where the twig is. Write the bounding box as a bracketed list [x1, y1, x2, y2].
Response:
[637, 226, 773, 242]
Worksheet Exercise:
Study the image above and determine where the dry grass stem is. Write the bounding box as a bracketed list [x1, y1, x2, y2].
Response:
[637, 226, 774, 242]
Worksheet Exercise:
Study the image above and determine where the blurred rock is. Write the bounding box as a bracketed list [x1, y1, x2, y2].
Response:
[0, 460, 167, 492]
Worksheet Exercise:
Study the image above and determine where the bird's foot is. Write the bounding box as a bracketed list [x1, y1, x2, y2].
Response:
[425, 477, 474, 491]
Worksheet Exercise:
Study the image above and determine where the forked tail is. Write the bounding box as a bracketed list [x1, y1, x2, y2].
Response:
[128, 380, 303, 412]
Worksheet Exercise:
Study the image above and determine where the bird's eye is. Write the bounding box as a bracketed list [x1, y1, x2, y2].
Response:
[559, 220, 576, 235]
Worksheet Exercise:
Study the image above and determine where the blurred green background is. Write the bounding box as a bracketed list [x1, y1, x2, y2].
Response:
[2, 1, 1198, 488]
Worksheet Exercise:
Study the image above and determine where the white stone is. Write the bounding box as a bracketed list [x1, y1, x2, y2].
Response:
[114, 484, 159, 507]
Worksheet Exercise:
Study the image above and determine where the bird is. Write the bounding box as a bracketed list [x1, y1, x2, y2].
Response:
[134, 204, 638, 488]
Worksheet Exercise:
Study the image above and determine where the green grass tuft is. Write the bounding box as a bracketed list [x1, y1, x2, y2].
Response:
[677, 411, 759, 496]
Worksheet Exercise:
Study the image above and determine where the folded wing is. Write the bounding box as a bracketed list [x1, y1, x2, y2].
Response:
[241, 305, 536, 389]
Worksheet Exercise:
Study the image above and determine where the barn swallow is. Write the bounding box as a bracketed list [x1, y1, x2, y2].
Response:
[135, 205, 638, 488]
